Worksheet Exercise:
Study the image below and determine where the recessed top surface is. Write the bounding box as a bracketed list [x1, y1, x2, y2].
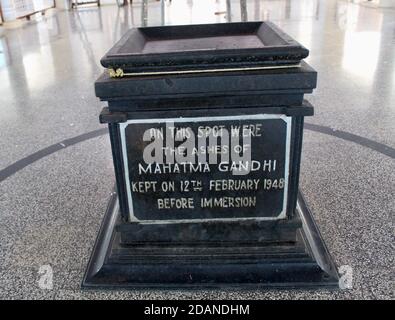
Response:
[101, 21, 309, 73]
[141, 35, 265, 54]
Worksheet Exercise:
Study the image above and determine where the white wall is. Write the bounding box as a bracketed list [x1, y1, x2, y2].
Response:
[377, 0, 395, 7]
[54, 0, 116, 9]
[0, 0, 54, 21]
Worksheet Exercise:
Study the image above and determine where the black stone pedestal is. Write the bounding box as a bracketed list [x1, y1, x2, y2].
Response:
[83, 21, 339, 290]
[82, 190, 339, 289]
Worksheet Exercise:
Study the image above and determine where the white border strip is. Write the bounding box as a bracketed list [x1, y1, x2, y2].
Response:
[119, 114, 292, 224]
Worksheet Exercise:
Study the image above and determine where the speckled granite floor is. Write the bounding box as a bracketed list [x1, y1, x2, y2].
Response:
[0, 0, 394, 299]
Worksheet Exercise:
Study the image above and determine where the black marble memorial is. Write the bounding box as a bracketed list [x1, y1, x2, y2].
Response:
[82, 21, 339, 289]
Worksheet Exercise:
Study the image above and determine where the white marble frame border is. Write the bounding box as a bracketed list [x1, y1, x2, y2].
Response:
[119, 114, 292, 224]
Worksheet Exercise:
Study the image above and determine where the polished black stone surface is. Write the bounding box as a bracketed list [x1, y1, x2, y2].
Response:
[82, 190, 339, 289]
[101, 104, 310, 224]
[95, 61, 316, 112]
[100, 21, 309, 73]
[123, 117, 288, 221]
[87, 21, 329, 289]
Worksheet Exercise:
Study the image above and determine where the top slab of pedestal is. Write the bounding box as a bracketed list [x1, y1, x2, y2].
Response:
[100, 21, 309, 73]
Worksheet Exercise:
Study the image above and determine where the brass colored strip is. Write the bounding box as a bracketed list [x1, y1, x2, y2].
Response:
[108, 64, 301, 78]
[108, 68, 124, 78]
